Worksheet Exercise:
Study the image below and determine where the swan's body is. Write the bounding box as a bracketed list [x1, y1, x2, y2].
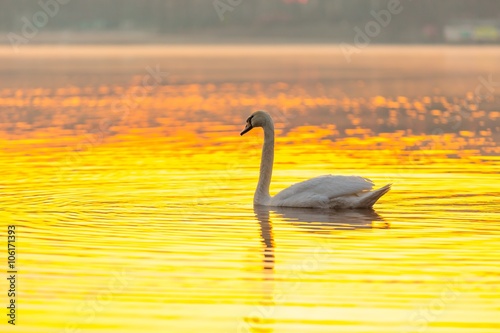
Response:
[240, 111, 391, 209]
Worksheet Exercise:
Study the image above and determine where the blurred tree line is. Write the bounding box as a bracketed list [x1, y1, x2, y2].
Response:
[0, 0, 499, 42]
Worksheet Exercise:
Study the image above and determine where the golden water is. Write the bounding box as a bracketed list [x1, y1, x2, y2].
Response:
[1, 46, 499, 333]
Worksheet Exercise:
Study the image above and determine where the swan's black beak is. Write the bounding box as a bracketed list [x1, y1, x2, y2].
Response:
[240, 123, 253, 136]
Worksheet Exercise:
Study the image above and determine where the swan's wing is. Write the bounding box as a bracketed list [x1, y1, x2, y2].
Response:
[271, 175, 373, 208]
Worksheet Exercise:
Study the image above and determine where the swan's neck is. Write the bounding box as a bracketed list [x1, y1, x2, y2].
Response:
[255, 123, 274, 205]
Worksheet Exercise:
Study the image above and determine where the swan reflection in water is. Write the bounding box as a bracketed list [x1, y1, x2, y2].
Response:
[241, 206, 389, 333]
[269, 206, 390, 231]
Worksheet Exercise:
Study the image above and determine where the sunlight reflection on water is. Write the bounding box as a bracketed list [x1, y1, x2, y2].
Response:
[1, 46, 499, 333]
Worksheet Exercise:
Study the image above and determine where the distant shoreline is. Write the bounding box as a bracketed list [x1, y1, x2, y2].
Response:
[2, 31, 500, 46]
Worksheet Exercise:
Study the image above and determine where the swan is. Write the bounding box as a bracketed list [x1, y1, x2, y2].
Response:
[240, 111, 391, 209]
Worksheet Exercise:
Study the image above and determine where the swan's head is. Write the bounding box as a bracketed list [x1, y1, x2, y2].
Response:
[240, 111, 272, 136]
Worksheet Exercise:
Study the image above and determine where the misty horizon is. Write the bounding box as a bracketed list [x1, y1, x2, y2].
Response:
[1, 0, 500, 45]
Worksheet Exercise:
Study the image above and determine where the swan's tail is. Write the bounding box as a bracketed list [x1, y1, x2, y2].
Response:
[355, 184, 391, 208]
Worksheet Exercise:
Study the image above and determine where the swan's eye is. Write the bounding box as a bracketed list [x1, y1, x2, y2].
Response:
[246, 115, 254, 125]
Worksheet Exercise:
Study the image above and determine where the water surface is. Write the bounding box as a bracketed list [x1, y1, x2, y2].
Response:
[1, 45, 499, 333]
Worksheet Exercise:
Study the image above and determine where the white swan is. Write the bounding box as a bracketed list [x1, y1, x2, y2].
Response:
[240, 111, 391, 209]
